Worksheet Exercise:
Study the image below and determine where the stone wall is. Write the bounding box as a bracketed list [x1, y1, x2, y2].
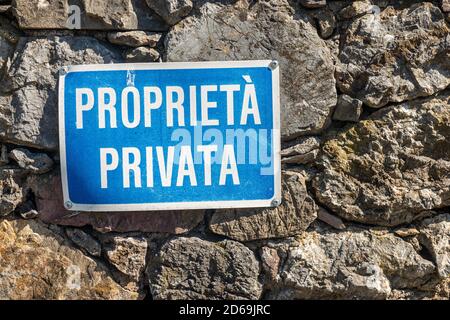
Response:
[0, 0, 449, 300]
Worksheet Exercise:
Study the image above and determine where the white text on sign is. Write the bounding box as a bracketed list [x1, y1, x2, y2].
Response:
[75, 81, 261, 189]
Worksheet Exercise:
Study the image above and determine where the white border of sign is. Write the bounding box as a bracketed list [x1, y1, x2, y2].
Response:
[59, 60, 281, 212]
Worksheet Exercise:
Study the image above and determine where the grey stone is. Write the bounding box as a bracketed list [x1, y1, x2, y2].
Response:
[125, 46, 160, 62]
[0, 219, 140, 299]
[65, 228, 102, 257]
[101, 234, 148, 281]
[0, 34, 13, 72]
[147, 237, 262, 299]
[16, 200, 39, 219]
[12, 0, 68, 29]
[332, 94, 363, 122]
[317, 206, 346, 230]
[0, 5, 10, 13]
[209, 170, 318, 241]
[145, 0, 193, 26]
[337, 3, 450, 108]
[0, 168, 25, 216]
[166, 0, 337, 140]
[281, 136, 320, 164]
[82, 0, 139, 29]
[0, 36, 122, 150]
[419, 214, 450, 278]
[441, 0, 450, 12]
[337, 1, 373, 20]
[0, 17, 19, 77]
[128, 0, 170, 31]
[282, 150, 319, 165]
[260, 246, 280, 285]
[299, 0, 326, 9]
[394, 227, 420, 238]
[107, 31, 161, 47]
[313, 92, 450, 226]
[267, 228, 435, 299]
[0, 17, 21, 44]
[12, 0, 168, 31]
[9, 148, 53, 174]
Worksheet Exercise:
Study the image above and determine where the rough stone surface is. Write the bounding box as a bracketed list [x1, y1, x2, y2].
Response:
[209, 171, 318, 241]
[166, 0, 337, 140]
[266, 228, 436, 299]
[337, 1, 373, 20]
[0, 219, 139, 299]
[419, 214, 450, 278]
[101, 234, 148, 281]
[317, 207, 346, 230]
[337, 3, 450, 108]
[299, 0, 326, 9]
[314, 93, 450, 226]
[26, 170, 205, 233]
[260, 246, 280, 285]
[16, 200, 39, 219]
[13, 0, 68, 29]
[107, 31, 161, 47]
[146, 0, 193, 26]
[332, 94, 363, 122]
[0, 169, 25, 216]
[0, 5, 10, 13]
[0, 36, 122, 150]
[394, 227, 420, 238]
[0, 16, 21, 44]
[441, 0, 450, 13]
[12, 0, 168, 31]
[0, 17, 20, 80]
[0, 144, 8, 166]
[82, 0, 139, 29]
[281, 136, 320, 164]
[125, 46, 160, 62]
[147, 237, 262, 299]
[9, 148, 53, 174]
[65, 228, 102, 257]
[0, 33, 13, 73]
[312, 7, 335, 38]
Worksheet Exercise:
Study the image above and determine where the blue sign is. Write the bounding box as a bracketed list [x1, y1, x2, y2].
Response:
[59, 61, 280, 211]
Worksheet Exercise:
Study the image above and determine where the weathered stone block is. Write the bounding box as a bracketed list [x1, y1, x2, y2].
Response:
[166, 0, 337, 140]
[9, 148, 53, 174]
[0, 36, 122, 150]
[12, 0, 168, 31]
[107, 31, 161, 47]
[147, 237, 262, 299]
[145, 0, 193, 26]
[419, 214, 450, 278]
[266, 228, 435, 299]
[26, 170, 204, 234]
[0, 168, 26, 216]
[209, 171, 317, 241]
[124, 46, 159, 62]
[0, 219, 140, 299]
[314, 92, 450, 226]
